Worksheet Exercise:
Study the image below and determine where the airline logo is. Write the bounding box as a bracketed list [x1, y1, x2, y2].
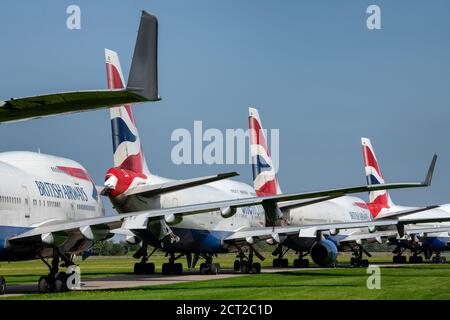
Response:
[104, 49, 148, 197]
[35, 180, 89, 202]
[52, 165, 98, 200]
[249, 108, 280, 197]
[361, 138, 391, 218]
[106, 49, 146, 174]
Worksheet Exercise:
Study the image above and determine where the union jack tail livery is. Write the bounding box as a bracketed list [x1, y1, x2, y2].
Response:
[248, 107, 281, 196]
[104, 49, 150, 197]
[361, 137, 395, 218]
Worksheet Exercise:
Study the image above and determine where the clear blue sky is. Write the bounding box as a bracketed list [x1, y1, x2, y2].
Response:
[1, 1, 450, 214]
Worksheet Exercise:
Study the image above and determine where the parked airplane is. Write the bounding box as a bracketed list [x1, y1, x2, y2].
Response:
[247, 108, 450, 268]
[0, 151, 115, 294]
[361, 137, 450, 263]
[101, 49, 436, 276]
[0, 10, 159, 124]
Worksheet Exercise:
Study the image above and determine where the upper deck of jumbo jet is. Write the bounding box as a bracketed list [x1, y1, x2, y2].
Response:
[0, 151, 92, 181]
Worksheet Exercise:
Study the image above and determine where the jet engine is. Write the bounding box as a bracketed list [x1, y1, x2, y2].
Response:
[310, 239, 338, 267]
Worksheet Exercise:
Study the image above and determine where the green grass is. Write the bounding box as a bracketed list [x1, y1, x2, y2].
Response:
[6, 264, 450, 300]
[1, 253, 450, 300]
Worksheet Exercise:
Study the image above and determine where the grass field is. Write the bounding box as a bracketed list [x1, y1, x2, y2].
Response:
[1, 253, 450, 300]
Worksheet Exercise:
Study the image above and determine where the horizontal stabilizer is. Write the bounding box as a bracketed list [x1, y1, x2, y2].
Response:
[123, 172, 239, 197]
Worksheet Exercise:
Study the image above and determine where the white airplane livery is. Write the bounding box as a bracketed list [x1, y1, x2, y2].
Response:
[0, 151, 111, 294]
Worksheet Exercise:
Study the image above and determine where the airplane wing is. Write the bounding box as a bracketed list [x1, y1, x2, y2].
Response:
[405, 226, 450, 236]
[0, 10, 158, 124]
[222, 219, 399, 243]
[120, 172, 240, 198]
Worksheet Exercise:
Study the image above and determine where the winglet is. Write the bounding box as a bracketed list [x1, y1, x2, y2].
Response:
[126, 10, 159, 101]
[424, 154, 437, 186]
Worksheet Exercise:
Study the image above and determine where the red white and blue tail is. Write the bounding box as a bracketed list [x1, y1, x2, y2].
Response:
[361, 137, 394, 218]
[105, 49, 150, 176]
[248, 107, 281, 196]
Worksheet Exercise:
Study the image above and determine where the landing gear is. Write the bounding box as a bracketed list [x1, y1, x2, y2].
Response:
[198, 254, 220, 275]
[134, 262, 155, 275]
[0, 276, 5, 295]
[409, 253, 424, 263]
[133, 244, 156, 275]
[393, 255, 407, 263]
[431, 253, 446, 264]
[161, 253, 185, 275]
[392, 246, 407, 264]
[350, 245, 370, 267]
[272, 245, 289, 268]
[237, 246, 262, 274]
[38, 249, 77, 293]
[293, 251, 310, 268]
[273, 258, 288, 268]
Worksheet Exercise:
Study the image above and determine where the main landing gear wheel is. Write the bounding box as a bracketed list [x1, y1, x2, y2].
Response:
[409, 255, 424, 263]
[393, 255, 407, 263]
[162, 262, 184, 275]
[0, 276, 6, 295]
[38, 249, 78, 293]
[272, 258, 289, 268]
[134, 262, 156, 275]
[233, 260, 241, 271]
[199, 262, 220, 275]
[293, 258, 310, 268]
[133, 244, 156, 275]
[431, 255, 446, 264]
[38, 276, 53, 294]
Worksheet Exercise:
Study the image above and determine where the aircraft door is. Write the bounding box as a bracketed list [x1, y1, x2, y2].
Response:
[21, 185, 30, 218]
[69, 202, 76, 220]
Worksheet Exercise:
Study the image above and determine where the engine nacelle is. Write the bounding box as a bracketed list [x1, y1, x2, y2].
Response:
[126, 235, 142, 245]
[164, 213, 183, 225]
[220, 206, 237, 218]
[310, 239, 338, 267]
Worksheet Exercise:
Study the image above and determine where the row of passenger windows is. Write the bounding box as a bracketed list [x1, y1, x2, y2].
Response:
[32, 199, 61, 208]
[1, 195, 94, 212]
[77, 204, 96, 211]
[0, 195, 22, 205]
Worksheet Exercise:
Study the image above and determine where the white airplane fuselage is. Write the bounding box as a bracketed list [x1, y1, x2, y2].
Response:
[110, 174, 374, 253]
[0, 151, 104, 261]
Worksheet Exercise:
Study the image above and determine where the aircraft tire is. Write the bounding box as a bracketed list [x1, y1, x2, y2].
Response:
[173, 263, 183, 275]
[38, 276, 53, 293]
[251, 263, 261, 274]
[144, 263, 155, 275]
[272, 259, 280, 268]
[0, 276, 5, 295]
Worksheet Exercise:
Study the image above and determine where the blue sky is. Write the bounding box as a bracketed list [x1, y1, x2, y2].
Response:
[1, 1, 450, 214]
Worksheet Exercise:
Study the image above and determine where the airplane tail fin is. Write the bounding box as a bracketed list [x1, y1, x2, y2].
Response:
[105, 49, 151, 176]
[361, 137, 394, 218]
[248, 107, 282, 196]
